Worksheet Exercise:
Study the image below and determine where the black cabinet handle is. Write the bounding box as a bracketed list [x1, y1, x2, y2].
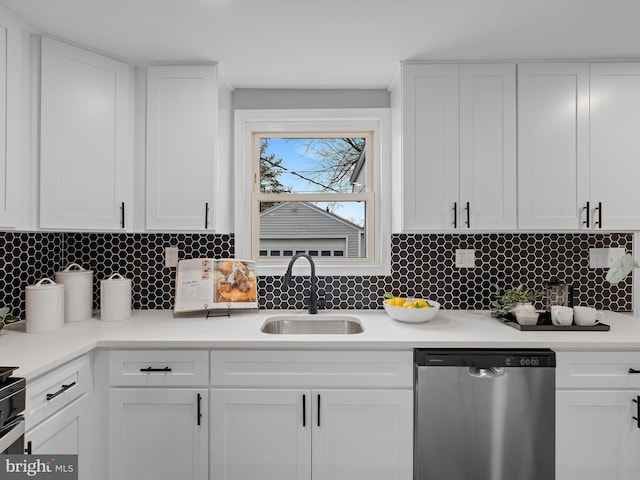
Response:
[139, 366, 172, 373]
[594, 201, 602, 228]
[205, 203, 210, 229]
[120, 202, 125, 229]
[583, 201, 590, 228]
[197, 393, 202, 426]
[302, 394, 306, 427]
[629, 368, 640, 374]
[633, 396, 640, 428]
[317, 394, 321, 427]
[465, 202, 470, 228]
[46, 381, 77, 401]
[25, 440, 32, 455]
[452, 202, 458, 228]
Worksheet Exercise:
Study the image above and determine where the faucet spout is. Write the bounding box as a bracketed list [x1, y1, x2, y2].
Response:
[283, 253, 318, 314]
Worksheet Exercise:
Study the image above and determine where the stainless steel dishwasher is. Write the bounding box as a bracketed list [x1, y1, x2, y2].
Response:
[414, 349, 556, 480]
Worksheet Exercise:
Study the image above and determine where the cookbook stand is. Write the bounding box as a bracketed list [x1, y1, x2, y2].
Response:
[171, 304, 232, 318]
[204, 304, 231, 319]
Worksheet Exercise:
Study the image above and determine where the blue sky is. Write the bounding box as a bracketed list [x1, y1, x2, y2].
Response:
[262, 138, 365, 226]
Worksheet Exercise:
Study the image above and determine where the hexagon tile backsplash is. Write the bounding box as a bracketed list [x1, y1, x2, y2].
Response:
[0, 232, 633, 319]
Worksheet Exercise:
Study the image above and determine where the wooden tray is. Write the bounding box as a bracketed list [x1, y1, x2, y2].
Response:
[494, 312, 611, 332]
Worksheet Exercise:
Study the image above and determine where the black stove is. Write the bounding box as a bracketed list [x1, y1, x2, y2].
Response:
[0, 367, 26, 454]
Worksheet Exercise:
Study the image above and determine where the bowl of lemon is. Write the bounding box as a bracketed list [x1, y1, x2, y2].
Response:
[383, 294, 441, 323]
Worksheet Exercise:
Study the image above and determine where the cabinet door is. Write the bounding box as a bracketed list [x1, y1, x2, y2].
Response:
[590, 63, 640, 230]
[557, 390, 640, 480]
[146, 66, 216, 231]
[108, 389, 208, 480]
[0, 12, 22, 228]
[517, 63, 590, 229]
[459, 64, 516, 230]
[26, 393, 93, 480]
[402, 64, 459, 230]
[40, 37, 132, 230]
[312, 389, 413, 480]
[211, 389, 311, 480]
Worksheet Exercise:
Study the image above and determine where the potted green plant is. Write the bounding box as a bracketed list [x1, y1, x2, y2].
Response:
[0, 307, 20, 332]
[491, 284, 543, 317]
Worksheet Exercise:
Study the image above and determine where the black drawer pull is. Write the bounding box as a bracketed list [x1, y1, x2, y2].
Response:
[302, 394, 306, 427]
[452, 202, 458, 228]
[628, 368, 640, 374]
[197, 393, 202, 426]
[46, 381, 77, 401]
[465, 201, 470, 228]
[594, 201, 602, 228]
[633, 396, 640, 429]
[583, 201, 590, 228]
[140, 366, 172, 373]
[25, 440, 32, 455]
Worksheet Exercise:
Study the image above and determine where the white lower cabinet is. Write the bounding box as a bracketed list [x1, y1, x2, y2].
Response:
[25, 393, 93, 480]
[311, 389, 413, 480]
[557, 391, 640, 480]
[211, 389, 311, 480]
[556, 351, 640, 480]
[211, 388, 412, 480]
[105, 350, 210, 480]
[108, 388, 208, 480]
[210, 350, 414, 480]
[25, 354, 93, 480]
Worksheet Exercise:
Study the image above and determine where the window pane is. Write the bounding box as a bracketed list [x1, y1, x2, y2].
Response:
[260, 137, 366, 194]
[259, 201, 366, 258]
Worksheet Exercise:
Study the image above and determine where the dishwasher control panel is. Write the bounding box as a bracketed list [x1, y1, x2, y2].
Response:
[415, 349, 556, 368]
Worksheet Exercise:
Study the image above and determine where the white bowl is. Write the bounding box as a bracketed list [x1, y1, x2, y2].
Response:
[515, 311, 540, 326]
[383, 300, 441, 323]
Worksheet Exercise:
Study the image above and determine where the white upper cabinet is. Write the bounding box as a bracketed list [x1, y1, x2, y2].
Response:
[519, 62, 640, 230]
[396, 63, 516, 231]
[145, 65, 221, 231]
[459, 64, 517, 230]
[590, 63, 640, 230]
[0, 10, 25, 228]
[39, 37, 132, 231]
[517, 63, 590, 230]
[400, 63, 459, 231]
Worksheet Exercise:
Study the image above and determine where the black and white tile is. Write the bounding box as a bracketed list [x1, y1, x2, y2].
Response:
[261, 233, 633, 311]
[0, 231, 633, 319]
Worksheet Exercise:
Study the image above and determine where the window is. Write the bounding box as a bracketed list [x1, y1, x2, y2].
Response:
[235, 109, 391, 276]
[256, 133, 371, 260]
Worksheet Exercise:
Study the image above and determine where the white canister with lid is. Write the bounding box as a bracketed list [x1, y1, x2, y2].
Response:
[100, 273, 131, 322]
[25, 278, 64, 333]
[55, 263, 93, 322]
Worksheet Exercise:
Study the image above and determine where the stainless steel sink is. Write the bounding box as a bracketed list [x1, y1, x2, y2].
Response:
[260, 315, 364, 334]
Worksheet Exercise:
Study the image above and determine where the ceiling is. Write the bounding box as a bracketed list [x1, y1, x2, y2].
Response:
[1, 0, 639, 89]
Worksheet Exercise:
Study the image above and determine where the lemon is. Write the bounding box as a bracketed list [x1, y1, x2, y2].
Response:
[402, 301, 416, 308]
[415, 299, 432, 308]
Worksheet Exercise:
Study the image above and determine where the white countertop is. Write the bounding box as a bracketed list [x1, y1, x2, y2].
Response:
[3, 309, 640, 380]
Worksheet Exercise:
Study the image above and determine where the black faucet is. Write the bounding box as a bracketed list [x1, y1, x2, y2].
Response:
[283, 253, 318, 314]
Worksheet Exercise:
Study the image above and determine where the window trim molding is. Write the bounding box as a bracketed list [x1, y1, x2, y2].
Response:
[234, 108, 391, 276]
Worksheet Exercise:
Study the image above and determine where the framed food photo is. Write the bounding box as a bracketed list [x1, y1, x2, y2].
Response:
[174, 258, 258, 313]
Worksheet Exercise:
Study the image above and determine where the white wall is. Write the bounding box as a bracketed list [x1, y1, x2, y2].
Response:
[233, 88, 390, 110]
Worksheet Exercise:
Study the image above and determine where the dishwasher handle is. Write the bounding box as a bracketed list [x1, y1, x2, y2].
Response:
[468, 366, 506, 378]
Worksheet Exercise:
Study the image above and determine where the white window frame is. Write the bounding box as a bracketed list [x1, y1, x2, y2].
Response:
[234, 108, 391, 277]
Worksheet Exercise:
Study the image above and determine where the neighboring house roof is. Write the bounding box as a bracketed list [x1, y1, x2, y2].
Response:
[259, 201, 364, 235]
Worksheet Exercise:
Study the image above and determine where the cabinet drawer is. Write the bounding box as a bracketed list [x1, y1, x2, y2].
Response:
[26, 354, 91, 430]
[556, 350, 640, 389]
[108, 350, 209, 386]
[211, 350, 413, 388]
